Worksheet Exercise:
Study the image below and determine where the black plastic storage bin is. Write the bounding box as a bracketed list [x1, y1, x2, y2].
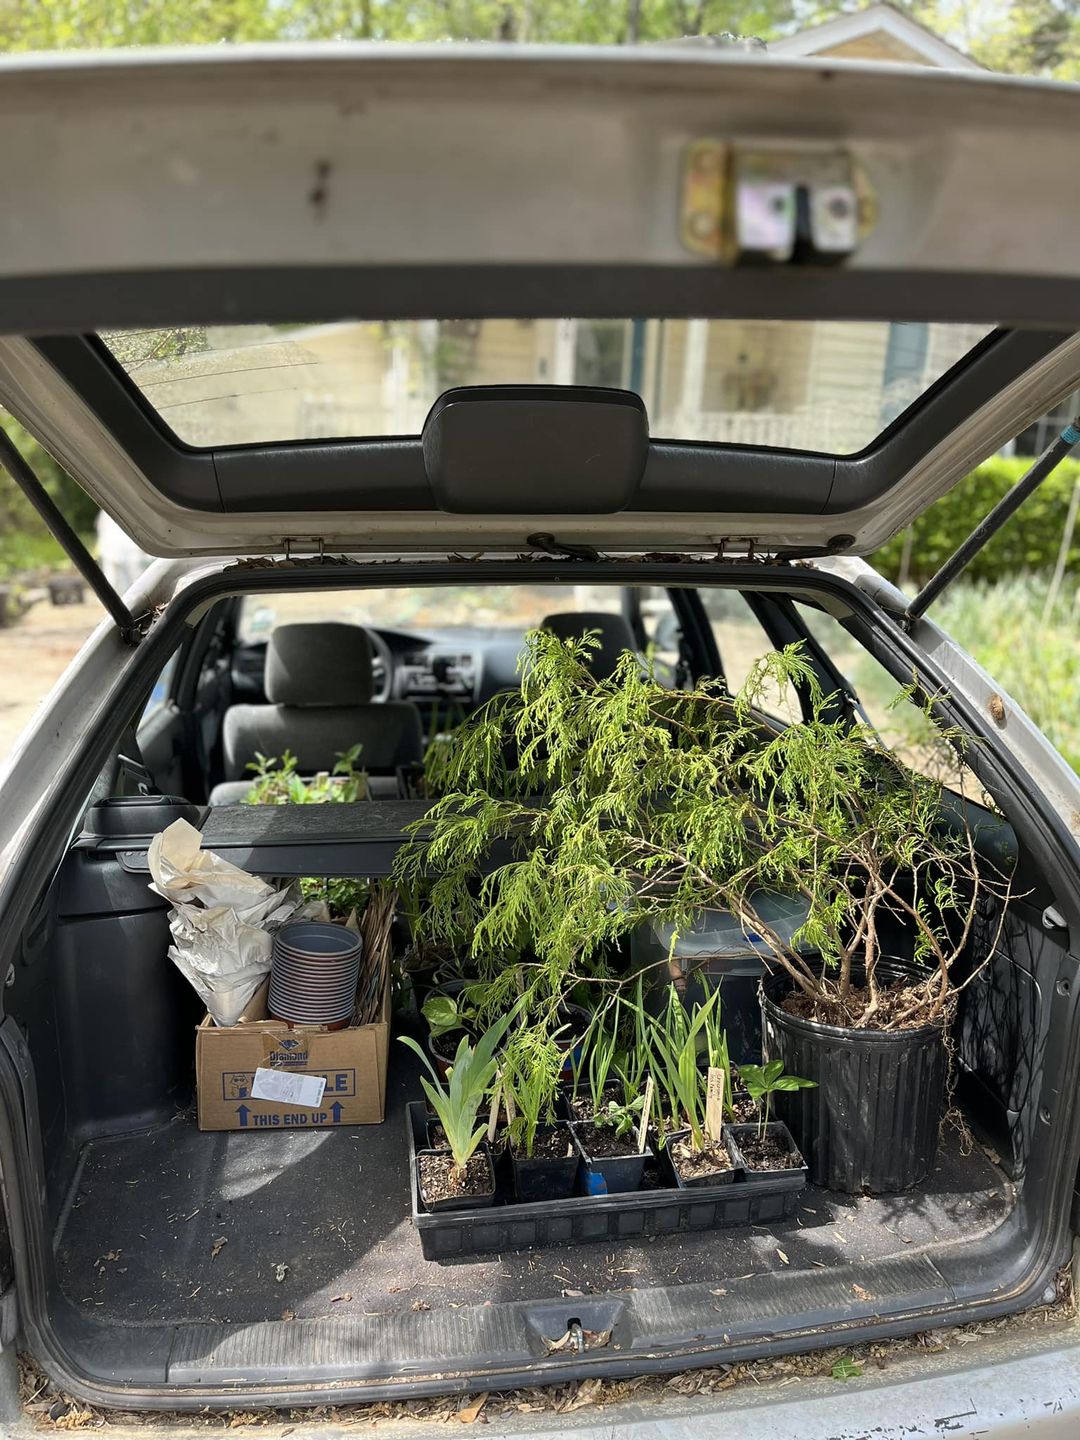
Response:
[633, 900, 816, 1065]
[761, 962, 946, 1194]
[406, 1103, 805, 1259]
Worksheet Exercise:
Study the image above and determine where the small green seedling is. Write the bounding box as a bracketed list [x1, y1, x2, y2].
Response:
[244, 744, 368, 805]
[592, 1096, 644, 1140]
[831, 1356, 863, 1381]
[737, 1059, 817, 1139]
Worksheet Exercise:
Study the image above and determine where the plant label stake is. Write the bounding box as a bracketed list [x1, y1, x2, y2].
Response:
[637, 1076, 654, 1155]
[487, 1074, 502, 1144]
[705, 1067, 725, 1143]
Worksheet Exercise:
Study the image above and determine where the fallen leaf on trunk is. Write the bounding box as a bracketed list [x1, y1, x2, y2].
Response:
[210, 1236, 227, 1261]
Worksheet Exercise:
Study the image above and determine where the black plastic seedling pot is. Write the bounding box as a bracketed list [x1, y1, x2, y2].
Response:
[570, 1122, 651, 1194]
[724, 1121, 807, 1183]
[511, 1125, 578, 1202]
[415, 1145, 497, 1213]
[666, 1128, 738, 1189]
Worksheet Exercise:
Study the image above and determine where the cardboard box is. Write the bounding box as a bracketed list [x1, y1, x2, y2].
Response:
[196, 977, 390, 1132]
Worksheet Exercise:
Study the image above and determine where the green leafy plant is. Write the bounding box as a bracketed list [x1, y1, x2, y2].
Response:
[592, 1096, 644, 1140]
[396, 627, 1015, 1033]
[697, 977, 738, 1120]
[244, 744, 368, 805]
[299, 875, 369, 918]
[738, 1059, 817, 1140]
[502, 1024, 567, 1160]
[647, 985, 722, 1152]
[399, 1007, 518, 1179]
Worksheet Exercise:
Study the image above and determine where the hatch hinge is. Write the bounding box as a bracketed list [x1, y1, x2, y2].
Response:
[282, 536, 331, 562]
[902, 421, 1080, 630]
[0, 427, 147, 645]
[526, 533, 602, 562]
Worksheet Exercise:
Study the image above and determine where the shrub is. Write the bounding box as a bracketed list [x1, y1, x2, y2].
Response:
[872, 456, 1080, 586]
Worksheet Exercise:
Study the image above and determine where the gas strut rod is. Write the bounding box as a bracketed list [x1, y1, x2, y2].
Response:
[0, 426, 143, 643]
[904, 419, 1080, 628]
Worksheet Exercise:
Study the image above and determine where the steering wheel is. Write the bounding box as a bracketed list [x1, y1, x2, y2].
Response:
[364, 627, 394, 703]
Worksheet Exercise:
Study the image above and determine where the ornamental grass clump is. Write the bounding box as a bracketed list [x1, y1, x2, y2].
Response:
[396, 626, 1014, 1034]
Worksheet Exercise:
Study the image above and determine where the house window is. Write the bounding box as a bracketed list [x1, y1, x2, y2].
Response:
[573, 321, 630, 388]
[1012, 392, 1080, 457]
[880, 322, 929, 427]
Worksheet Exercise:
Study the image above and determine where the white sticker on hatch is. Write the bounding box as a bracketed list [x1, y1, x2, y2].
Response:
[251, 1066, 327, 1108]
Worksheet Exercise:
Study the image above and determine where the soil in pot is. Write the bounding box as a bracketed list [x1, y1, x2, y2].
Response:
[566, 1083, 622, 1123]
[417, 1148, 496, 1212]
[724, 1121, 806, 1180]
[669, 1131, 736, 1187]
[728, 1090, 759, 1124]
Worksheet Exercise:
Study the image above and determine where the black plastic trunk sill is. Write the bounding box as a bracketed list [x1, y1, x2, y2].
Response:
[164, 1255, 950, 1386]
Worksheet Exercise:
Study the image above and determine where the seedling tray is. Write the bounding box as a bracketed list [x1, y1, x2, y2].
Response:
[406, 1102, 805, 1260]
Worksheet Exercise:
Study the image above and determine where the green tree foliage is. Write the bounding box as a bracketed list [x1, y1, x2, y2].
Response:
[871, 457, 1080, 588]
[975, 0, 1080, 78]
[0, 0, 806, 51]
[0, 411, 99, 576]
[398, 628, 1014, 1031]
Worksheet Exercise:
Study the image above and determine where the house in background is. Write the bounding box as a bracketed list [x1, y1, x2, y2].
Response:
[123, 6, 1055, 460]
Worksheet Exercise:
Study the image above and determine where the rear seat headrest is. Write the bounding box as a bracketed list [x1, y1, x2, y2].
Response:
[265, 623, 374, 707]
[540, 610, 638, 680]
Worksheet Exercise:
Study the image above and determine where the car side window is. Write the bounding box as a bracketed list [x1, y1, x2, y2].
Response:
[635, 587, 682, 687]
[793, 602, 974, 788]
[697, 590, 801, 724]
[137, 648, 179, 732]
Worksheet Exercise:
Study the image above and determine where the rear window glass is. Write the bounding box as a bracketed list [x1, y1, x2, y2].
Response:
[100, 318, 991, 454]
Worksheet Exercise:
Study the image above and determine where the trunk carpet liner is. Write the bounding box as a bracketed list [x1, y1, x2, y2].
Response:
[55, 1045, 1012, 1329]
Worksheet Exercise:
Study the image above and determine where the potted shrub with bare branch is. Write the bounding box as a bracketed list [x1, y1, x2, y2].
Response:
[397, 626, 1014, 1197]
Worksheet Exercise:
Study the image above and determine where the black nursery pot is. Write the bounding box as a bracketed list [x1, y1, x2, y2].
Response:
[666, 1128, 737, 1189]
[416, 1145, 497, 1213]
[510, 1125, 579, 1202]
[724, 1121, 807, 1182]
[760, 960, 946, 1195]
[570, 1122, 651, 1195]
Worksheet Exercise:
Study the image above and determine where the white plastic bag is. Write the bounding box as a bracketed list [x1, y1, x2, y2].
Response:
[147, 818, 307, 1027]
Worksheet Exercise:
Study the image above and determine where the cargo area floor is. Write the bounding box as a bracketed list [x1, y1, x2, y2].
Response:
[54, 1047, 1015, 1329]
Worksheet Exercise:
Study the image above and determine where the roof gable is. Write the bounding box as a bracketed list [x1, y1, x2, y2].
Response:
[769, 3, 981, 70]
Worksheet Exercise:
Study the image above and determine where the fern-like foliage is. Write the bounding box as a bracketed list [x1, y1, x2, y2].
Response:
[395, 627, 1014, 1030]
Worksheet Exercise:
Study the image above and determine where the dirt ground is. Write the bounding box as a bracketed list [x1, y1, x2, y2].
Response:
[0, 594, 105, 765]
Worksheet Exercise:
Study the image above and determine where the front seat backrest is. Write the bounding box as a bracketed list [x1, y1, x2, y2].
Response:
[540, 610, 639, 680]
[221, 622, 424, 782]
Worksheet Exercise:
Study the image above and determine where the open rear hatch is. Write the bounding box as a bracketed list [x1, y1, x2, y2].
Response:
[0, 46, 1079, 1413]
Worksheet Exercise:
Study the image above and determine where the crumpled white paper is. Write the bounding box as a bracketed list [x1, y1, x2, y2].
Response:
[148, 818, 308, 1027]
